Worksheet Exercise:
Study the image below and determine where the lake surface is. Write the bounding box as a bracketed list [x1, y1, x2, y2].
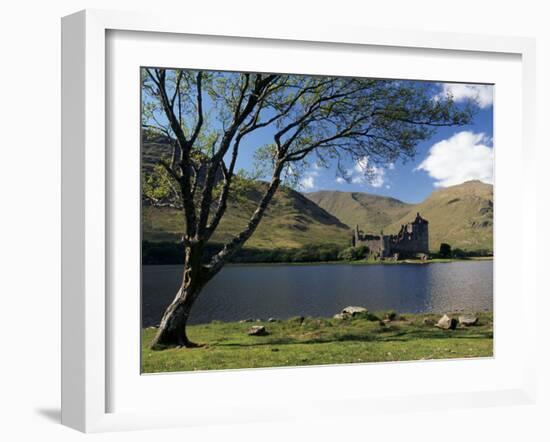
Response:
[142, 261, 493, 326]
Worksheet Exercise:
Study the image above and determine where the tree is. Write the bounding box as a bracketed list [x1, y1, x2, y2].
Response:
[337, 245, 370, 261]
[142, 69, 474, 348]
[439, 243, 452, 258]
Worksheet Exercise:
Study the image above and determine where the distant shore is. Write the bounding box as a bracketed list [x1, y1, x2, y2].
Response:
[154, 256, 493, 268]
[220, 256, 494, 267]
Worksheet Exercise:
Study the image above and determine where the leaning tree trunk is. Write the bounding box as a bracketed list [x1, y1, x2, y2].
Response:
[150, 171, 283, 350]
[151, 246, 206, 349]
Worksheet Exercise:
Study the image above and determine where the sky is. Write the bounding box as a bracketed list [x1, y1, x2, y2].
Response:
[230, 82, 494, 204]
[144, 74, 494, 205]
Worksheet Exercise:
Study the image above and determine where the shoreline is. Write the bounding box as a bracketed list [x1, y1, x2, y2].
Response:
[143, 256, 493, 267]
[169, 308, 494, 328]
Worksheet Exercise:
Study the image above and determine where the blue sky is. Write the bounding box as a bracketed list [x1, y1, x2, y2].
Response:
[230, 82, 493, 204]
[143, 74, 494, 205]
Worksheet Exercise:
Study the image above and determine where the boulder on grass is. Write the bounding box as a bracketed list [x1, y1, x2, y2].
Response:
[248, 325, 268, 336]
[435, 314, 457, 330]
[341, 306, 368, 317]
[458, 315, 478, 326]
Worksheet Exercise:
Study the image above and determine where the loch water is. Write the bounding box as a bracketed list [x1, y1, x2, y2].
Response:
[142, 261, 493, 326]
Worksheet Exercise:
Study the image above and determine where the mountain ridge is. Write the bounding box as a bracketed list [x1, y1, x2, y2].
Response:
[306, 180, 493, 252]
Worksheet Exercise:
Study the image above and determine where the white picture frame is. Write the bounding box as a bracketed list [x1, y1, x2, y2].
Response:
[61, 9, 537, 433]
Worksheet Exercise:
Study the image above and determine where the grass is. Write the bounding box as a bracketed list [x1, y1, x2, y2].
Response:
[142, 183, 350, 249]
[141, 312, 493, 373]
[309, 181, 493, 253]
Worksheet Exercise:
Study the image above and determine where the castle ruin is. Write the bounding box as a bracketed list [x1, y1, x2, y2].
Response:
[351, 213, 429, 259]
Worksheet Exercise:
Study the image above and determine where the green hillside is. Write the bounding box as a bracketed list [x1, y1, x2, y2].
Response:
[307, 181, 493, 253]
[384, 180, 493, 252]
[142, 132, 492, 255]
[143, 183, 351, 249]
[306, 190, 412, 233]
[142, 131, 351, 250]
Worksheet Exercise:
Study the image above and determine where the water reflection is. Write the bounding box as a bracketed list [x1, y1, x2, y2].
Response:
[142, 261, 493, 326]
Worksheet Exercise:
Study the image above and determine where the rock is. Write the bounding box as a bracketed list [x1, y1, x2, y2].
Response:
[341, 306, 368, 317]
[255, 318, 262, 322]
[435, 314, 457, 330]
[458, 315, 478, 326]
[239, 318, 254, 323]
[333, 313, 345, 320]
[384, 311, 397, 321]
[268, 317, 278, 322]
[247, 325, 268, 336]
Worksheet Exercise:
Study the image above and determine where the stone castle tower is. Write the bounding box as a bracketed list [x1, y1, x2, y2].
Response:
[352, 212, 429, 258]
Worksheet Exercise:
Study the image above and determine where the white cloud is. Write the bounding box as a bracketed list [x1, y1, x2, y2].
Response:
[300, 175, 315, 190]
[351, 156, 386, 188]
[437, 83, 493, 109]
[353, 157, 369, 174]
[416, 131, 494, 188]
[335, 177, 346, 184]
[298, 168, 320, 190]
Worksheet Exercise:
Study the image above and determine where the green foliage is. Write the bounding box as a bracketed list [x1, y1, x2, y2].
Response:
[439, 243, 452, 258]
[142, 163, 179, 205]
[337, 245, 369, 261]
[142, 241, 345, 265]
[452, 248, 467, 258]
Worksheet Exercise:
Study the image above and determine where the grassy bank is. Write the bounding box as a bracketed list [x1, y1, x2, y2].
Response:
[141, 311, 493, 373]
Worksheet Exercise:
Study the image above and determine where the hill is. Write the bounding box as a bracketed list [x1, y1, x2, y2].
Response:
[142, 183, 351, 249]
[142, 132, 492, 254]
[384, 180, 493, 252]
[307, 181, 493, 253]
[142, 131, 351, 250]
[306, 190, 412, 234]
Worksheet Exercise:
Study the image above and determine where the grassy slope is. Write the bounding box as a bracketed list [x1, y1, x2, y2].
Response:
[142, 312, 493, 372]
[385, 180, 493, 252]
[306, 190, 412, 233]
[142, 134, 492, 253]
[143, 184, 351, 249]
[307, 181, 493, 252]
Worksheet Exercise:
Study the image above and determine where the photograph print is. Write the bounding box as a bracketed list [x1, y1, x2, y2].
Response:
[140, 68, 493, 373]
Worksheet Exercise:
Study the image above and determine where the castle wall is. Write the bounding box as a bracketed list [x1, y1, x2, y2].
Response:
[354, 234, 391, 258]
[391, 219, 429, 256]
[352, 213, 429, 258]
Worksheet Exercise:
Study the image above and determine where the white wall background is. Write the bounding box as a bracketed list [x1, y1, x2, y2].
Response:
[0, 1, 548, 440]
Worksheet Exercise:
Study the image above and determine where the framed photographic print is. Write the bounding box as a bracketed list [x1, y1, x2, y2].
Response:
[62, 9, 537, 433]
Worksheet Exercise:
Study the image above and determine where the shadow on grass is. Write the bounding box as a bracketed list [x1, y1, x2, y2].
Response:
[214, 328, 493, 348]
